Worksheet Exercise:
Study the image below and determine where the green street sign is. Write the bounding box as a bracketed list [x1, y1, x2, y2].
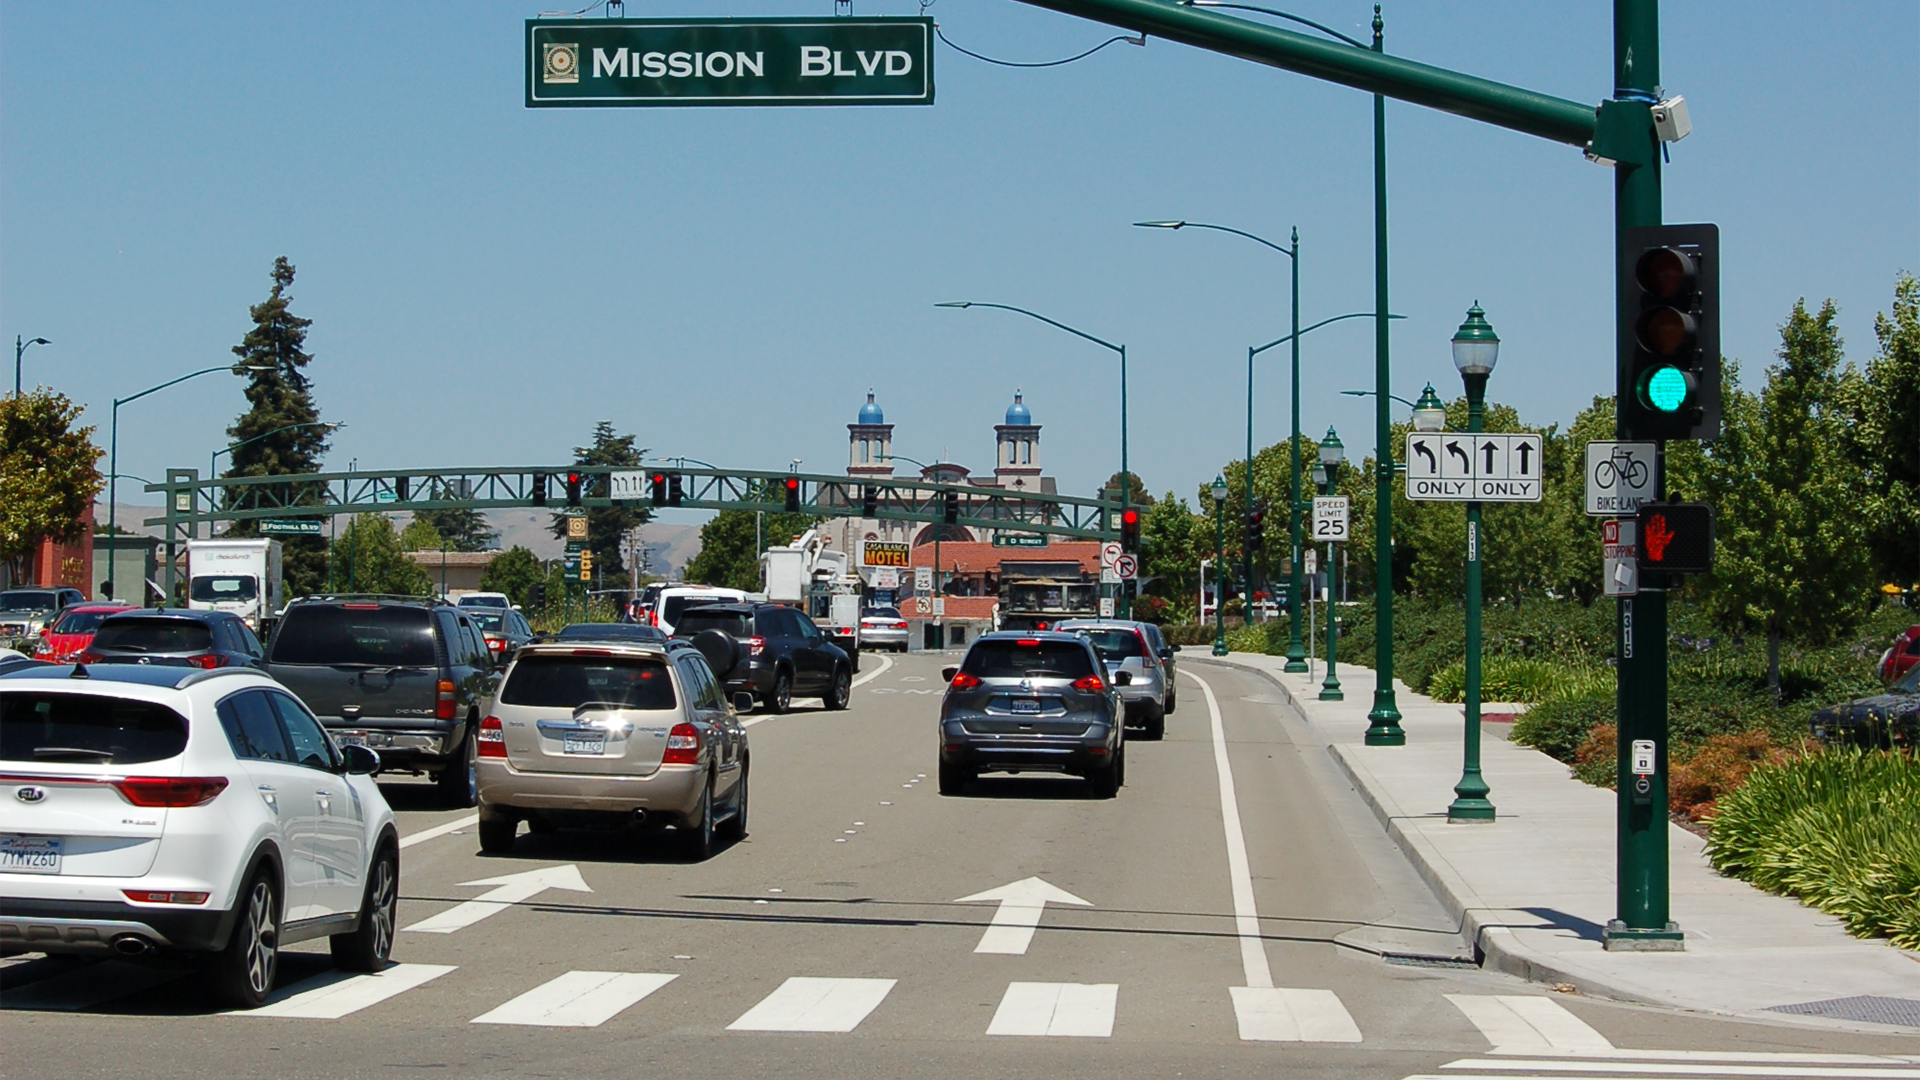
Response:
[526, 17, 933, 108]
[565, 539, 585, 555]
[993, 532, 1050, 548]
[259, 519, 323, 536]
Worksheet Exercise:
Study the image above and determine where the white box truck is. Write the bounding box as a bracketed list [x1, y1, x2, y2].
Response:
[187, 538, 283, 630]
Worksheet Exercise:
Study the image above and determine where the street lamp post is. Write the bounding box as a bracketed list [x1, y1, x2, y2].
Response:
[1317, 427, 1345, 700]
[1447, 303, 1500, 824]
[1210, 474, 1229, 655]
[936, 301, 1130, 616]
[108, 365, 270, 602]
[209, 421, 346, 539]
[14, 336, 50, 397]
[890, 451, 950, 632]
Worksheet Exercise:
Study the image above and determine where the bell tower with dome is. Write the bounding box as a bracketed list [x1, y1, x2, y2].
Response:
[847, 390, 894, 477]
[994, 390, 1042, 486]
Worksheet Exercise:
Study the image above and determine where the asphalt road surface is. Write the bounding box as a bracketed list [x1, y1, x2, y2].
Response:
[6, 653, 1919, 1080]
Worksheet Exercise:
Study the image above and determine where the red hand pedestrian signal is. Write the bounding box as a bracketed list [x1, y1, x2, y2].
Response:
[1643, 513, 1674, 561]
[1635, 502, 1713, 574]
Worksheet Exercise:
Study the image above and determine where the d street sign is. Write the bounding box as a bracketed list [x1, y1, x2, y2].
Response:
[1405, 432, 1544, 502]
[526, 18, 933, 108]
[1584, 441, 1657, 516]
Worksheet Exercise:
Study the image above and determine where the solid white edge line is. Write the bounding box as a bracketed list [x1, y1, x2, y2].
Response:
[1493, 1050, 1920, 1065]
[1184, 668, 1273, 991]
[1441, 1059, 1920, 1078]
[742, 652, 895, 728]
[398, 814, 479, 848]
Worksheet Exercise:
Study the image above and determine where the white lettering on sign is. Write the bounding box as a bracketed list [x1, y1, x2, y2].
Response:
[1467, 520, 1478, 562]
[594, 47, 628, 78]
[1405, 432, 1544, 502]
[799, 46, 911, 77]
[638, 51, 767, 79]
[800, 46, 831, 76]
[1621, 599, 1634, 659]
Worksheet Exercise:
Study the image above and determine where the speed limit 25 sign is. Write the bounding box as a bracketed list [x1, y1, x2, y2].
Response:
[1312, 496, 1350, 542]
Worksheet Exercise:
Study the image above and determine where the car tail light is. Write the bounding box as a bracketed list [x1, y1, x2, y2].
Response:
[1136, 631, 1155, 665]
[487, 637, 505, 652]
[748, 636, 766, 656]
[188, 654, 227, 670]
[78, 651, 102, 664]
[1017, 639, 1042, 647]
[1072, 674, 1107, 693]
[478, 715, 505, 758]
[891, 621, 907, 630]
[112, 776, 229, 808]
[662, 722, 701, 764]
[122, 890, 209, 905]
[648, 609, 659, 626]
[1036, 622, 1050, 631]
[950, 672, 981, 690]
[436, 679, 457, 720]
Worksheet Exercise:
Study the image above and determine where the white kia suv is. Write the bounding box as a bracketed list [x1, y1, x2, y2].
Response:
[0, 662, 399, 1008]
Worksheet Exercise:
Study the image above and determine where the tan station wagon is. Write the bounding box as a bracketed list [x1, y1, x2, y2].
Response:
[475, 638, 750, 861]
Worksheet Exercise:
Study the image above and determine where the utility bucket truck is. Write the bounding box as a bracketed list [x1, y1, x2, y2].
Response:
[187, 538, 283, 631]
[760, 528, 863, 666]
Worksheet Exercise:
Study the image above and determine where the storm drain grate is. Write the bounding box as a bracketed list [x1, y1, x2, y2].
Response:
[1383, 953, 1479, 970]
[1766, 995, 1920, 1027]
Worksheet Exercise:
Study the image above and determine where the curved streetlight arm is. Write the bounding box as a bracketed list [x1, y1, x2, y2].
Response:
[663, 456, 721, 470]
[1179, 0, 1368, 49]
[936, 302, 1123, 356]
[115, 364, 260, 409]
[1252, 312, 1404, 357]
[1132, 219, 1294, 259]
[1341, 388, 1419, 409]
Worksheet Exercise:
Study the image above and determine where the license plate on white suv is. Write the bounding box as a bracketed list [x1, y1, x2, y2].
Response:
[0, 836, 62, 874]
[562, 734, 605, 755]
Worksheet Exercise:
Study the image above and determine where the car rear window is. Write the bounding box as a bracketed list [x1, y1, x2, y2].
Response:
[0, 591, 59, 613]
[961, 640, 1096, 679]
[468, 611, 506, 632]
[500, 655, 677, 711]
[52, 610, 115, 634]
[1077, 628, 1146, 660]
[555, 623, 666, 642]
[270, 606, 436, 666]
[0, 692, 190, 764]
[91, 619, 214, 654]
[674, 611, 753, 638]
[864, 608, 902, 620]
[663, 595, 733, 625]
[190, 576, 258, 602]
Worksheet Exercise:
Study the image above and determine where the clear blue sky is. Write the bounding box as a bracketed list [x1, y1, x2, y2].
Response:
[4, 2, 1913, 525]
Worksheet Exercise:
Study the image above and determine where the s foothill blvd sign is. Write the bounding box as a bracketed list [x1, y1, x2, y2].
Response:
[526, 18, 933, 108]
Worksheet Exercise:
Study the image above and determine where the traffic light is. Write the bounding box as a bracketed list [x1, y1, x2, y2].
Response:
[943, 490, 960, 525]
[1619, 223, 1720, 441]
[651, 472, 667, 505]
[566, 472, 582, 507]
[531, 473, 548, 507]
[1636, 502, 1715, 575]
[395, 476, 409, 501]
[526, 582, 547, 609]
[862, 485, 879, 518]
[667, 473, 683, 507]
[1246, 504, 1266, 552]
[785, 476, 801, 512]
[1120, 507, 1141, 552]
[578, 549, 594, 581]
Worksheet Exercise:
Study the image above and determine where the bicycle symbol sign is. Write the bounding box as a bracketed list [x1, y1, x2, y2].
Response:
[1584, 441, 1658, 516]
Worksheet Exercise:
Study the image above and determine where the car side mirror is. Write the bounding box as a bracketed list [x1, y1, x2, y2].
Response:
[340, 744, 381, 776]
[941, 666, 958, 683]
[1169, 644, 1182, 653]
[1113, 671, 1133, 686]
[733, 691, 756, 713]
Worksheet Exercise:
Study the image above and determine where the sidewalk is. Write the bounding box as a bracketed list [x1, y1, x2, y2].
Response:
[1193, 651, 1920, 1033]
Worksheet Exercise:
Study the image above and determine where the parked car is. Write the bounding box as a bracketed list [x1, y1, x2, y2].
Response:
[81, 609, 266, 670]
[1054, 619, 1175, 739]
[858, 606, 911, 653]
[0, 663, 398, 1008]
[264, 596, 498, 807]
[936, 631, 1128, 797]
[457, 592, 513, 611]
[32, 602, 135, 663]
[670, 602, 854, 713]
[0, 587, 86, 649]
[552, 622, 668, 644]
[466, 606, 536, 667]
[1811, 662, 1920, 748]
[1878, 624, 1920, 684]
[645, 585, 750, 635]
[476, 637, 751, 860]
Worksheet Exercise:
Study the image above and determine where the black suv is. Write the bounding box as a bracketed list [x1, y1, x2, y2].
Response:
[264, 596, 498, 806]
[81, 609, 266, 669]
[671, 603, 853, 714]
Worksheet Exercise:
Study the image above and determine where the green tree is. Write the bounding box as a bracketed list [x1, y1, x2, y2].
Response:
[682, 482, 814, 592]
[414, 507, 497, 552]
[1139, 491, 1207, 617]
[0, 390, 103, 585]
[398, 517, 443, 552]
[478, 546, 545, 607]
[549, 421, 649, 586]
[1843, 273, 1920, 589]
[1102, 471, 1155, 507]
[1677, 300, 1872, 696]
[328, 515, 432, 596]
[223, 257, 331, 597]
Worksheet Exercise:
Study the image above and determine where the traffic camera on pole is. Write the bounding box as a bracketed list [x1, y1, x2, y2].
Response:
[565, 472, 582, 507]
[784, 476, 801, 512]
[1120, 507, 1140, 552]
[1619, 223, 1720, 441]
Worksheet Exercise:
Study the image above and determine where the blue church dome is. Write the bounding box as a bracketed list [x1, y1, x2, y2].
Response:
[857, 391, 884, 425]
[1005, 390, 1032, 426]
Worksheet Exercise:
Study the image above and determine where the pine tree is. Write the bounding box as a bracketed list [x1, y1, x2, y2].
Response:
[414, 507, 496, 552]
[548, 421, 649, 586]
[224, 257, 331, 596]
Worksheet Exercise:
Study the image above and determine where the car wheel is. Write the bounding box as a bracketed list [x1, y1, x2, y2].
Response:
[1143, 704, 1166, 741]
[526, 815, 557, 835]
[938, 761, 970, 796]
[721, 768, 748, 843]
[763, 670, 793, 715]
[478, 813, 517, 854]
[1117, 743, 1127, 787]
[1090, 760, 1120, 799]
[680, 778, 716, 862]
[209, 870, 280, 1009]
[1163, 687, 1177, 715]
[437, 724, 478, 809]
[331, 843, 397, 972]
[825, 666, 851, 711]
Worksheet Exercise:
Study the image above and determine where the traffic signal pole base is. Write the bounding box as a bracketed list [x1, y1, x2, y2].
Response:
[1211, 643, 1230, 657]
[1365, 692, 1405, 746]
[1283, 649, 1308, 673]
[1446, 798, 1496, 824]
[1602, 921, 1685, 952]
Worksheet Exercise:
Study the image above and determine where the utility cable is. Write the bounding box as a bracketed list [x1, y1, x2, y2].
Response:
[936, 27, 1144, 68]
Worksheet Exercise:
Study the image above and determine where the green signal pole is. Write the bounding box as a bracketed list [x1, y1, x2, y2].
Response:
[1364, 6, 1406, 743]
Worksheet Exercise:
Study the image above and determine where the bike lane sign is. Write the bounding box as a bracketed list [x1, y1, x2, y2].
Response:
[1585, 441, 1658, 516]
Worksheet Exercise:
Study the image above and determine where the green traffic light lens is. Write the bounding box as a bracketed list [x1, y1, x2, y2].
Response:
[1644, 366, 1691, 412]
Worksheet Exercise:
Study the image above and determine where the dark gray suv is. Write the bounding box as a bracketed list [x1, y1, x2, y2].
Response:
[937, 631, 1129, 798]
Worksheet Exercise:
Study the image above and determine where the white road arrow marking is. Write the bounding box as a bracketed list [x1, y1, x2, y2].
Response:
[955, 877, 1092, 955]
[403, 863, 593, 935]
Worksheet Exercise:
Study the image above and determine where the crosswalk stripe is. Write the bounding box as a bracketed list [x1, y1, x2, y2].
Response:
[0, 960, 184, 1012]
[1448, 995, 1613, 1052]
[726, 977, 896, 1033]
[471, 971, 677, 1027]
[1440, 1059, 1920, 1078]
[1230, 986, 1364, 1042]
[243, 963, 456, 1019]
[986, 982, 1118, 1038]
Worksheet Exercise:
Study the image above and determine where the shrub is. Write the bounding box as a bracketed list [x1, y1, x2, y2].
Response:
[1668, 731, 1799, 822]
[1512, 690, 1614, 762]
[1571, 722, 1617, 788]
[1425, 657, 1601, 704]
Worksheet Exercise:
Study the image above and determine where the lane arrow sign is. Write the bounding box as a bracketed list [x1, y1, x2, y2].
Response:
[1517, 440, 1534, 475]
[403, 863, 593, 935]
[955, 876, 1092, 955]
[1446, 440, 1471, 470]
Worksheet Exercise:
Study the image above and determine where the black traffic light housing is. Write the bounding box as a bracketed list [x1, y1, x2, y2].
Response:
[526, 582, 547, 609]
[942, 490, 960, 525]
[784, 476, 801, 512]
[650, 472, 667, 505]
[395, 476, 409, 502]
[1246, 503, 1266, 552]
[1120, 507, 1141, 552]
[531, 473, 548, 507]
[565, 472, 583, 507]
[1636, 501, 1715, 575]
[667, 473, 683, 507]
[1619, 223, 1720, 441]
[862, 485, 879, 518]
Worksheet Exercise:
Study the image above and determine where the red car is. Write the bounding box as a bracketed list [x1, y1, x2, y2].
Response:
[32, 602, 134, 662]
[1881, 624, 1920, 683]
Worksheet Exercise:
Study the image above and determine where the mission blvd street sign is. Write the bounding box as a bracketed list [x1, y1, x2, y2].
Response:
[526, 18, 933, 108]
[1404, 432, 1544, 503]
